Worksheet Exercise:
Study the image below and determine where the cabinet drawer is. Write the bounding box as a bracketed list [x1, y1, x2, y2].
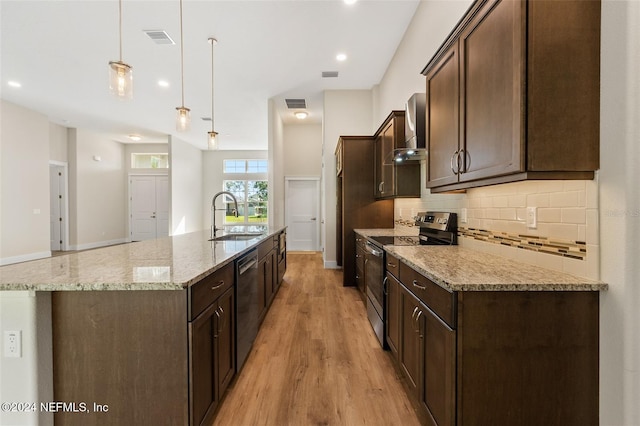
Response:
[385, 252, 400, 279]
[399, 261, 456, 328]
[258, 237, 277, 260]
[189, 262, 234, 320]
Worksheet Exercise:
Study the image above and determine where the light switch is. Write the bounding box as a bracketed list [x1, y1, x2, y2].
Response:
[460, 208, 468, 224]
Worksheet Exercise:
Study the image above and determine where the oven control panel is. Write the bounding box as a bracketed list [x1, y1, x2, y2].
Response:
[414, 211, 456, 232]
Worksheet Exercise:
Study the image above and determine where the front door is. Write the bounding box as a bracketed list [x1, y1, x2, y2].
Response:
[130, 175, 169, 241]
[285, 178, 320, 251]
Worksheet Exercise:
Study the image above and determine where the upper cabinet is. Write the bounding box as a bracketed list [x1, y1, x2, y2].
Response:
[374, 111, 421, 199]
[423, 0, 600, 193]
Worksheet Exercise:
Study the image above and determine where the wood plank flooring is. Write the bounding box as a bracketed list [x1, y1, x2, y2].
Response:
[213, 252, 421, 426]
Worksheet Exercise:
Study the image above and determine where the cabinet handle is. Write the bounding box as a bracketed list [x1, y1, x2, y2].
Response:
[383, 276, 388, 295]
[411, 306, 419, 323]
[412, 280, 427, 291]
[458, 148, 468, 174]
[450, 150, 459, 175]
[386, 262, 397, 268]
[213, 308, 221, 338]
[218, 306, 226, 334]
[355, 254, 360, 258]
[416, 310, 424, 337]
[379, 182, 384, 193]
[355, 274, 360, 279]
[211, 280, 225, 291]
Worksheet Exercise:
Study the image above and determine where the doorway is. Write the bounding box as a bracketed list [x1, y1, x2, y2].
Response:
[285, 177, 320, 251]
[49, 162, 69, 252]
[129, 175, 169, 241]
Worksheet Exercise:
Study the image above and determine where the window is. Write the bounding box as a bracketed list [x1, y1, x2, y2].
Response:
[131, 153, 169, 169]
[223, 159, 267, 174]
[223, 180, 268, 224]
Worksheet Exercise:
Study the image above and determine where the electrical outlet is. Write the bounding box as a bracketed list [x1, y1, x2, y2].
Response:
[4, 330, 22, 358]
[460, 208, 468, 224]
[526, 207, 537, 229]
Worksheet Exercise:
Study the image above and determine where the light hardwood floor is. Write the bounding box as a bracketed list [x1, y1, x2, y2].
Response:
[213, 252, 421, 426]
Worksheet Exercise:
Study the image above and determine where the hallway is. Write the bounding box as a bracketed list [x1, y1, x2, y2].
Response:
[213, 252, 421, 425]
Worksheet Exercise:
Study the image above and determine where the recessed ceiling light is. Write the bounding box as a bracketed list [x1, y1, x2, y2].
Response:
[344, 0, 357, 5]
[294, 111, 309, 120]
[128, 134, 142, 141]
[7, 81, 22, 88]
[158, 80, 169, 88]
[336, 53, 347, 62]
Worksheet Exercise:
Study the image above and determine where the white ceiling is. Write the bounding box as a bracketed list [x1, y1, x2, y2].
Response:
[1, 0, 419, 150]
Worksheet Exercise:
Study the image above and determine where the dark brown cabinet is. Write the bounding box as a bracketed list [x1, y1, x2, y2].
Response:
[389, 258, 599, 425]
[374, 111, 420, 199]
[355, 236, 366, 296]
[384, 253, 401, 359]
[423, 0, 600, 192]
[336, 136, 393, 287]
[258, 235, 279, 322]
[190, 285, 235, 426]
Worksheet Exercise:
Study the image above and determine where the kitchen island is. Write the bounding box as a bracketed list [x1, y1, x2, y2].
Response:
[355, 228, 606, 426]
[0, 227, 286, 426]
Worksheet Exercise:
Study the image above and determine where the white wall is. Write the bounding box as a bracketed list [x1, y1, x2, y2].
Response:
[67, 128, 127, 250]
[282, 123, 322, 177]
[322, 90, 373, 267]
[599, 1, 640, 424]
[48, 123, 68, 163]
[0, 100, 51, 264]
[269, 99, 286, 228]
[169, 136, 203, 235]
[202, 150, 269, 231]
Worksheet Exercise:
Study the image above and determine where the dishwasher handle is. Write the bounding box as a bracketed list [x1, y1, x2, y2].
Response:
[364, 241, 384, 257]
[237, 252, 258, 275]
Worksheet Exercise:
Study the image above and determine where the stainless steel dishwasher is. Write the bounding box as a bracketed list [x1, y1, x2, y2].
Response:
[235, 249, 259, 372]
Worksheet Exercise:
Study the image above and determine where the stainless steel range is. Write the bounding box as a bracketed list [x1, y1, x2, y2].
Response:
[364, 212, 457, 347]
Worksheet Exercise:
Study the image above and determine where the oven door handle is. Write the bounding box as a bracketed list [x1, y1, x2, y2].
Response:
[364, 241, 383, 257]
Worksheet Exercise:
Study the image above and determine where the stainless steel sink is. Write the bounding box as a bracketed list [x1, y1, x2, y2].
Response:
[209, 233, 263, 242]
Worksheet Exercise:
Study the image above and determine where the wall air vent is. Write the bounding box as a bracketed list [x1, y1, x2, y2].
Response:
[143, 30, 175, 45]
[285, 99, 306, 109]
[322, 71, 339, 78]
[201, 117, 212, 121]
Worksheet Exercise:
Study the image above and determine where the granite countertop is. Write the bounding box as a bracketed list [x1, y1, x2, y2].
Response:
[354, 227, 418, 238]
[0, 226, 285, 292]
[355, 229, 607, 292]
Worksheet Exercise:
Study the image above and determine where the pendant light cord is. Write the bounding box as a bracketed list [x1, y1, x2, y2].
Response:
[211, 38, 215, 132]
[118, 0, 123, 61]
[179, 0, 185, 107]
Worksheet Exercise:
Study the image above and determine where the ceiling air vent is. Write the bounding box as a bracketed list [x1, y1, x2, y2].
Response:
[285, 99, 306, 109]
[322, 71, 339, 78]
[143, 30, 175, 45]
[201, 117, 212, 122]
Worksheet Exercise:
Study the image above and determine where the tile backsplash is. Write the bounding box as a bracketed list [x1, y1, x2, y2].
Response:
[394, 177, 600, 281]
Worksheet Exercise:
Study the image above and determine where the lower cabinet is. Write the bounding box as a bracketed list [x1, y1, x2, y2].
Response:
[388, 259, 600, 426]
[189, 286, 235, 426]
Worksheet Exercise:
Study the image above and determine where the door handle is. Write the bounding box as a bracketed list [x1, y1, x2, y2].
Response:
[310, 217, 317, 221]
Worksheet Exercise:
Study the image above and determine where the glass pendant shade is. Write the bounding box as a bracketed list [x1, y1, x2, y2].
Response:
[109, 61, 133, 99]
[176, 107, 191, 132]
[208, 131, 219, 150]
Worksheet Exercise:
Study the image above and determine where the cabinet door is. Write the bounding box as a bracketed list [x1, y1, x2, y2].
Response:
[258, 257, 268, 321]
[400, 286, 422, 397]
[374, 134, 384, 197]
[426, 43, 460, 188]
[422, 307, 456, 426]
[459, 0, 524, 182]
[355, 244, 365, 296]
[385, 273, 401, 359]
[190, 303, 218, 426]
[215, 287, 235, 399]
[380, 122, 396, 197]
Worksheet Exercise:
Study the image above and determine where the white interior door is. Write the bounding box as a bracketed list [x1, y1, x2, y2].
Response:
[130, 175, 169, 241]
[285, 178, 320, 251]
[49, 165, 63, 251]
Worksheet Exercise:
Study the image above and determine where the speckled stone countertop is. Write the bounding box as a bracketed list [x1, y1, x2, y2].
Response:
[355, 230, 607, 292]
[0, 226, 285, 291]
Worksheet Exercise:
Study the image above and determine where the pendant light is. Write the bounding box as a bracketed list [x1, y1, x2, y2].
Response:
[175, 0, 190, 131]
[207, 38, 219, 150]
[109, 0, 133, 99]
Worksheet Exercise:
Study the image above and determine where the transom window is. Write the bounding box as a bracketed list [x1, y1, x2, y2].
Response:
[131, 153, 169, 169]
[223, 159, 268, 174]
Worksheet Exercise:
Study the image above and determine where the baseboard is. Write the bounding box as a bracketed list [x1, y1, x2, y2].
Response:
[323, 260, 340, 269]
[0, 251, 52, 266]
[69, 238, 127, 252]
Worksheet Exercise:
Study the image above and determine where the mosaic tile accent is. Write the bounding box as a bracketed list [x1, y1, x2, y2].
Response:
[458, 228, 586, 261]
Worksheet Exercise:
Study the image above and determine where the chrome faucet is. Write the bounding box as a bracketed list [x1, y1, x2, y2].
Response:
[211, 191, 239, 239]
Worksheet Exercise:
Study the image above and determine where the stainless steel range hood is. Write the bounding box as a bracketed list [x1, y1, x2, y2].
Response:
[386, 93, 427, 164]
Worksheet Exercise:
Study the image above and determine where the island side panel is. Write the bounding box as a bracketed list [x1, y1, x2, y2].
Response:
[52, 290, 188, 426]
[456, 291, 599, 426]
